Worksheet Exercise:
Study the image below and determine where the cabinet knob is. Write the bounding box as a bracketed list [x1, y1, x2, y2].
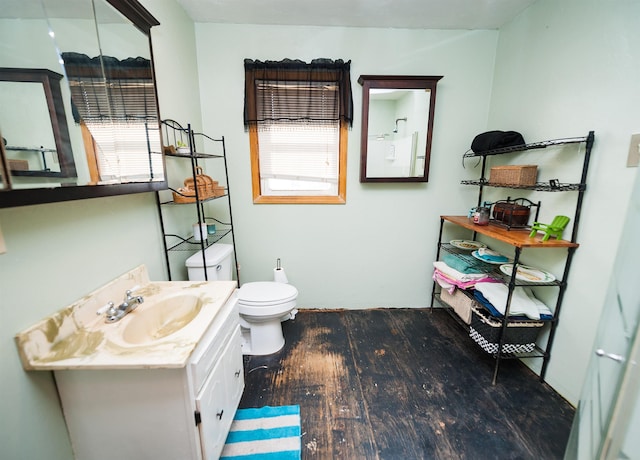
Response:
[235, 370, 241, 378]
[216, 410, 224, 420]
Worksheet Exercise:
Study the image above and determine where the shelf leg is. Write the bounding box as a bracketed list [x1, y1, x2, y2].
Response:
[430, 218, 445, 311]
[539, 246, 576, 381]
[492, 247, 522, 385]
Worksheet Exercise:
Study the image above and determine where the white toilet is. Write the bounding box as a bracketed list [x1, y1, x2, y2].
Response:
[185, 244, 298, 355]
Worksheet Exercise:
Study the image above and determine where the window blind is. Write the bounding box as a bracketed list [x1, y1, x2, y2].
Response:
[244, 58, 353, 128]
[258, 121, 339, 183]
[63, 53, 161, 182]
[255, 80, 340, 123]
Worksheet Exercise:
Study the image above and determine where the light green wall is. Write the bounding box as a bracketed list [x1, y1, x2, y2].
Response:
[488, 0, 640, 403]
[0, 194, 165, 459]
[0, 1, 200, 459]
[194, 24, 498, 307]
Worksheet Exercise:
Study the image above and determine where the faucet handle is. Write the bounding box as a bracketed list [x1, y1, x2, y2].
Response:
[125, 285, 141, 299]
[96, 301, 115, 316]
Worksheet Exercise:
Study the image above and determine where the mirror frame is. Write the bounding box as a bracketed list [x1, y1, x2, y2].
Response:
[0, 68, 76, 179]
[0, 0, 165, 208]
[358, 75, 442, 183]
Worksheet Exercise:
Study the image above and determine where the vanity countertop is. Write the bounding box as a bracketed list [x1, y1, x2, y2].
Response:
[15, 265, 237, 371]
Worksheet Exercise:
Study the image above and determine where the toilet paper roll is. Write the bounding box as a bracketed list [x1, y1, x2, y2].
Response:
[193, 223, 208, 242]
[273, 267, 288, 283]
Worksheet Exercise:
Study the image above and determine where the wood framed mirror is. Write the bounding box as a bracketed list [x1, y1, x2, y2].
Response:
[0, 68, 76, 181]
[358, 75, 442, 183]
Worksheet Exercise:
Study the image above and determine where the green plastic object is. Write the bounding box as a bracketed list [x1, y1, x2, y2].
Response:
[529, 215, 571, 242]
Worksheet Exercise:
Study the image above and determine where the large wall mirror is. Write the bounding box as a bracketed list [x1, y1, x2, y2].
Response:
[0, 0, 166, 208]
[358, 75, 442, 183]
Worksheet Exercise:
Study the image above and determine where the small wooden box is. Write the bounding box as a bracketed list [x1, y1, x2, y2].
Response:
[8, 159, 29, 171]
[489, 165, 537, 186]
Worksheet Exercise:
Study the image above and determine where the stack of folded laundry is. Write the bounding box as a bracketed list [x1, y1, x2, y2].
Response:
[474, 282, 553, 320]
[433, 253, 499, 294]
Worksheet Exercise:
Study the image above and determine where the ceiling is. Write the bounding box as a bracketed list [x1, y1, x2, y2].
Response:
[175, 0, 537, 30]
[0, 0, 537, 29]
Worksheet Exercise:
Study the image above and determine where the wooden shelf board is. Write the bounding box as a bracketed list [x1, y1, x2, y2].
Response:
[441, 215, 578, 249]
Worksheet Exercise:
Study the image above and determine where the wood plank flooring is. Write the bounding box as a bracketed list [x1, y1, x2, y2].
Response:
[239, 309, 575, 459]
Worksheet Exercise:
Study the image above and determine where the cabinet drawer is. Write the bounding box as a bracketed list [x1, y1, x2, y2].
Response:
[190, 297, 239, 394]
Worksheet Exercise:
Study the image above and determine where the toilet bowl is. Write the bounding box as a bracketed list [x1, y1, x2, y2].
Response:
[237, 281, 298, 355]
[185, 244, 298, 355]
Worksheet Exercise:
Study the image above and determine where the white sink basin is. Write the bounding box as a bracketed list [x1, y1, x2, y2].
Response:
[15, 264, 238, 370]
[121, 294, 203, 345]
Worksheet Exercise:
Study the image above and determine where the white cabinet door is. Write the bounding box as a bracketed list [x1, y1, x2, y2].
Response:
[226, 326, 245, 405]
[196, 325, 244, 460]
[197, 346, 230, 460]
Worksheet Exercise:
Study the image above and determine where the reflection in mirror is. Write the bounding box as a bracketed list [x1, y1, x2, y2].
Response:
[62, 53, 162, 184]
[358, 75, 442, 183]
[0, 0, 165, 208]
[0, 68, 76, 186]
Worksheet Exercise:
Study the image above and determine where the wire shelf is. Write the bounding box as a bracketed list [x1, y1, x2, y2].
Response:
[463, 135, 589, 158]
[461, 180, 585, 192]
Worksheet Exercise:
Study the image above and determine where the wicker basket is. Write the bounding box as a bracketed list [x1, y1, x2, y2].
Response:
[440, 289, 473, 325]
[172, 167, 218, 203]
[469, 305, 543, 354]
[489, 165, 537, 186]
[162, 145, 176, 155]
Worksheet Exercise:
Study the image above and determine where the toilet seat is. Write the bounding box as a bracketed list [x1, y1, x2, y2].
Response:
[238, 281, 298, 306]
[237, 282, 298, 318]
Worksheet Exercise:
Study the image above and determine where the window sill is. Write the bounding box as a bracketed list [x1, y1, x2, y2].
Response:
[252, 194, 346, 204]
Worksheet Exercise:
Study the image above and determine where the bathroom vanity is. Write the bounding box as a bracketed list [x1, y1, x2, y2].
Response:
[15, 266, 244, 460]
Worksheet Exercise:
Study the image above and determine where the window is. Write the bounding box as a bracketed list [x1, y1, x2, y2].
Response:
[244, 59, 353, 204]
[62, 53, 162, 184]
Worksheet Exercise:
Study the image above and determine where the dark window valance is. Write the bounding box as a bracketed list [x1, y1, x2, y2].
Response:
[243, 58, 353, 129]
[61, 52, 152, 79]
[61, 52, 156, 123]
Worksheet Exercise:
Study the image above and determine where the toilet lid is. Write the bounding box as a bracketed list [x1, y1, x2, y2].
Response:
[238, 281, 298, 306]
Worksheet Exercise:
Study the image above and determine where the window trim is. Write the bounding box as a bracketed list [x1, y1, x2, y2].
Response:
[249, 122, 347, 204]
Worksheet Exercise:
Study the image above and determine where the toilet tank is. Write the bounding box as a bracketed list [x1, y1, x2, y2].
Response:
[185, 244, 234, 281]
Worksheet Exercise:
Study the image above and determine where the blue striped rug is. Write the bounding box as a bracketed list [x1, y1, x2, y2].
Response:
[220, 405, 301, 460]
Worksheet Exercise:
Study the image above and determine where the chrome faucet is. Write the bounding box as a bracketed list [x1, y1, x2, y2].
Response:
[102, 289, 144, 323]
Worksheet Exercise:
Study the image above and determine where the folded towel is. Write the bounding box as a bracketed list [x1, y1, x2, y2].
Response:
[433, 270, 456, 294]
[523, 288, 553, 317]
[433, 261, 487, 281]
[474, 290, 552, 320]
[474, 282, 541, 319]
[474, 290, 518, 318]
[476, 248, 509, 263]
[442, 254, 491, 275]
[433, 269, 499, 293]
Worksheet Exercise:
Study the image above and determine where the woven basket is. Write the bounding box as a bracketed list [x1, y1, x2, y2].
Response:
[469, 305, 543, 354]
[172, 167, 217, 203]
[489, 165, 537, 186]
[440, 289, 473, 325]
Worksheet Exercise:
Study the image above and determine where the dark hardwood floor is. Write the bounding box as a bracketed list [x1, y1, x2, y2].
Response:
[239, 309, 575, 459]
